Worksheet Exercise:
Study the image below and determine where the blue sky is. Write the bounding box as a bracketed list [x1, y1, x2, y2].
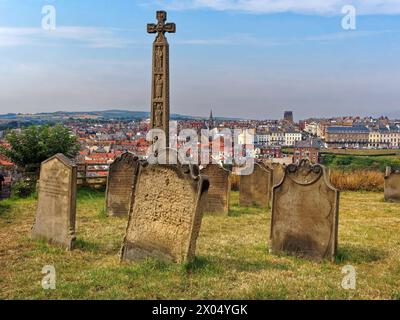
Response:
[0, 0, 399, 119]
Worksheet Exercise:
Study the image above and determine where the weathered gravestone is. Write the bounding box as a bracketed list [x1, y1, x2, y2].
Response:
[271, 159, 339, 261]
[259, 162, 274, 202]
[121, 158, 209, 263]
[239, 162, 273, 208]
[260, 160, 284, 186]
[32, 154, 77, 250]
[271, 163, 285, 187]
[105, 152, 138, 216]
[201, 164, 231, 214]
[384, 166, 400, 203]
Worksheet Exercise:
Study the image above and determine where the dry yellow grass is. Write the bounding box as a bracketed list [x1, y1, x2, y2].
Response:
[330, 170, 384, 192]
[0, 189, 399, 300]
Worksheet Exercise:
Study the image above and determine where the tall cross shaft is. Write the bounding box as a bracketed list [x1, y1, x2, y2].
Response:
[147, 11, 176, 151]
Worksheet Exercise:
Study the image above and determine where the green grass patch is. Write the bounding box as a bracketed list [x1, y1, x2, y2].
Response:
[322, 154, 400, 172]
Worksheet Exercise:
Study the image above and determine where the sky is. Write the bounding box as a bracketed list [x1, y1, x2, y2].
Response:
[0, 0, 399, 120]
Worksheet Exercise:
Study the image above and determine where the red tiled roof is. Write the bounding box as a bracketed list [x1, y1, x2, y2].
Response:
[88, 153, 116, 159]
[84, 159, 109, 164]
[0, 160, 14, 166]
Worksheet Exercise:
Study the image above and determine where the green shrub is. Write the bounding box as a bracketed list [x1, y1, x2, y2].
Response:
[321, 154, 400, 172]
[11, 179, 36, 198]
[0, 124, 80, 173]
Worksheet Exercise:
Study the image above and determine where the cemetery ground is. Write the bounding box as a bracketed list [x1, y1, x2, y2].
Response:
[0, 189, 399, 300]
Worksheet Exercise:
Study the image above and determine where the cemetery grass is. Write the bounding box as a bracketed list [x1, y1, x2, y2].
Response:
[0, 189, 399, 300]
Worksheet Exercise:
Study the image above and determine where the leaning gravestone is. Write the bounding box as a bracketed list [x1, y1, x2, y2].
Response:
[121, 158, 209, 263]
[271, 159, 339, 261]
[200, 164, 231, 215]
[32, 154, 77, 250]
[384, 166, 400, 203]
[239, 162, 272, 208]
[105, 152, 138, 216]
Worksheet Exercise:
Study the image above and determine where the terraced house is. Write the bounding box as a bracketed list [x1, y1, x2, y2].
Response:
[369, 125, 400, 149]
[325, 126, 370, 148]
[284, 130, 303, 146]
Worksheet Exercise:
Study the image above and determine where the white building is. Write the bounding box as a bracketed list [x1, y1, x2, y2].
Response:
[270, 131, 285, 146]
[284, 131, 303, 146]
[255, 134, 271, 144]
[369, 127, 400, 148]
[304, 122, 318, 136]
[237, 129, 255, 145]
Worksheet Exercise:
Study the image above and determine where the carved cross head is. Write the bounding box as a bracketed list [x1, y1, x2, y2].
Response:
[147, 11, 176, 39]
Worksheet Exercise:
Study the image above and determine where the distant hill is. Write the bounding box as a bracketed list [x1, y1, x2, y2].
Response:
[0, 110, 243, 121]
[382, 111, 400, 120]
[0, 113, 18, 119]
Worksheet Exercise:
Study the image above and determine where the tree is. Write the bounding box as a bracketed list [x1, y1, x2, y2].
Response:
[0, 124, 80, 173]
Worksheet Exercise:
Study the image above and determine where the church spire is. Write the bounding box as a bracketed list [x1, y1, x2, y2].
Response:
[209, 109, 214, 128]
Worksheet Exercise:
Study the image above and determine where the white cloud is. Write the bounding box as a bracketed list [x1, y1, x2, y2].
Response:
[153, 0, 400, 15]
[175, 30, 392, 47]
[0, 26, 135, 48]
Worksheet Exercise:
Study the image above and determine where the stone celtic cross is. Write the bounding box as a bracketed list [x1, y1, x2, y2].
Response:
[147, 11, 176, 39]
[147, 11, 176, 150]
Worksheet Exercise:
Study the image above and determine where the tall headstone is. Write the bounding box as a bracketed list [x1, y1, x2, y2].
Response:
[384, 166, 400, 203]
[271, 163, 285, 187]
[147, 11, 176, 150]
[105, 152, 138, 217]
[271, 160, 339, 261]
[201, 164, 231, 214]
[259, 162, 274, 202]
[32, 154, 77, 250]
[121, 158, 209, 263]
[239, 162, 273, 208]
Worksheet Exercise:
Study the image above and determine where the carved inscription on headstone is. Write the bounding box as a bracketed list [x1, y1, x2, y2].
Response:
[105, 152, 138, 216]
[32, 154, 77, 250]
[121, 162, 209, 263]
[271, 160, 339, 261]
[239, 162, 272, 208]
[384, 167, 400, 203]
[201, 164, 231, 215]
